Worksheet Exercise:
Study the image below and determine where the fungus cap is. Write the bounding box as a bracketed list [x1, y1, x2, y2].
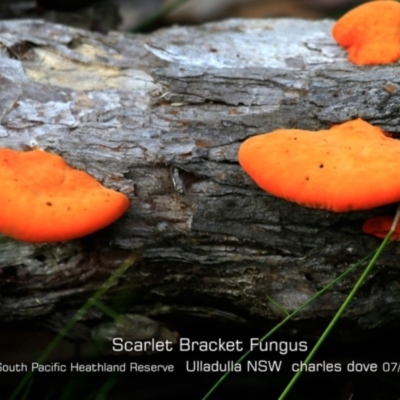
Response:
[332, 1, 400, 65]
[0, 148, 129, 243]
[363, 216, 400, 240]
[238, 118, 400, 212]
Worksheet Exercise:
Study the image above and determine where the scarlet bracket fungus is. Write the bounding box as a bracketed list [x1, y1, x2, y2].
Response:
[332, 1, 400, 65]
[238, 118, 400, 212]
[0, 148, 129, 243]
[363, 215, 400, 240]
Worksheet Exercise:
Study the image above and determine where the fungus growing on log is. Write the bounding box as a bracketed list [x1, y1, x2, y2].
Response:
[332, 0, 400, 65]
[363, 216, 400, 240]
[0, 148, 129, 243]
[238, 118, 400, 212]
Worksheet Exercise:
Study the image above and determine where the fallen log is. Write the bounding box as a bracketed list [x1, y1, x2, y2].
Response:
[0, 18, 399, 343]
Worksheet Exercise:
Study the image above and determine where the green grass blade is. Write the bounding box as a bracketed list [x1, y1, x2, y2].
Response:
[9, 252, 139, 400]
[131, 0, 190, 32]
[89, 298, 120, 320]
[277, 230, 393, 400]
[201, 250, 375, 400]
[95, 373, 119, 400]
[267, 296, 290, 316]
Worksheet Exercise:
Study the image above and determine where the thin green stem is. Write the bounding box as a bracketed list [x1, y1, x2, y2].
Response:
[95, 373, 119, 400]
[90, 298, 120, 320]
[267, 296, 289, 316]
[201, 250, 375, 400]
[9, 252, 139, 400]
[131, 0, 190, 32]
[277, 229, 393, 400]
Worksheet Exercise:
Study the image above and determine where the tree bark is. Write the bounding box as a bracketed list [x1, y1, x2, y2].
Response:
[0, 18, 399, 342]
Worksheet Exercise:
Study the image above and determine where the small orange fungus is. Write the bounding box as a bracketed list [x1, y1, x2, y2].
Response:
[238, 118, 400, 212]
[0, 148, 129, 243]
[363, 215, 400, 240]
[332, 1, 400, 65]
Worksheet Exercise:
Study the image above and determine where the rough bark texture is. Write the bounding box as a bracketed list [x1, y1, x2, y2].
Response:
[0, 18, 400, 343]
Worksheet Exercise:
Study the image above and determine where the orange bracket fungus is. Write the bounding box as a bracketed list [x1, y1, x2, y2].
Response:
[0, 148, 129, 243]
[332, 1, 400, 65]
[238, 118, 400, 212]
[363, 215, 400, 241]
